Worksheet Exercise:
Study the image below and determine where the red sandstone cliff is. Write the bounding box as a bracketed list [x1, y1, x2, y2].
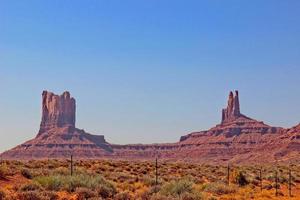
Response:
[1, 90, 300, 164]
[1, 91, 112, 159]
[38, 91, 76, 135]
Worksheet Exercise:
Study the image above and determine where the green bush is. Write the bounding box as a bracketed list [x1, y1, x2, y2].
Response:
[203, 182, 237, 195]
[160, 179, 193, 196]
[34, 175, 62, 191]
[159, 179, 203, 199]
[34, 173, 116, 194]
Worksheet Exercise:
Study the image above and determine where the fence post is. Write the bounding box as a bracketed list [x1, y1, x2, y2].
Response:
[289, 168, 292, 197]
[260, 167, 263, 192]
[70, 154, 73, 176]
[227, 163, 230, 185]
[155, 157, 158, 187]
[275, 170, 278, 197]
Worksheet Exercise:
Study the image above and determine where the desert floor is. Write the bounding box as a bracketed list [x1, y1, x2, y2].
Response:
[0, 159, 300, 200]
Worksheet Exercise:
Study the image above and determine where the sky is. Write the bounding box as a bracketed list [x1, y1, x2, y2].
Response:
[0, 0, 300, 152]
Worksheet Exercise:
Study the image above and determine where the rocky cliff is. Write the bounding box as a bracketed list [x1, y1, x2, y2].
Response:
[38, 91, 76, 135]
[222, 90, 241, 123]
[2, 90, 300, 164]
[1, 91, 112, 159]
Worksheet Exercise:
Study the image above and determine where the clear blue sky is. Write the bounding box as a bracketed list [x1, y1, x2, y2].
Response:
[1, 0, 300, 152]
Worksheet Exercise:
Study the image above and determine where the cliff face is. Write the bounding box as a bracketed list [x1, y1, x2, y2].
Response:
[222, 91, 241, 123]
[2, 90, 300, 164]
[38, 91, 76, 135]
[1, 91, 112, 160]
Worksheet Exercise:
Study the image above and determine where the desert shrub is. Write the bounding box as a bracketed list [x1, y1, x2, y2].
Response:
[97, 184, 117, 198]
[17, 191, 42, 200]
[34, 176, 62, 191]
[0, 164, 8, 179]
[203, 182, 237, 195]
[19, 182, 42, 192]
[180, 191, 204, 200]
[141, 176, 157, 187]
[160, 179, 193, 196]
[115, 191, 132, 200]
[159, 179, 203, 199]
[21, 169, 33, 179]
[34, 173, 116, 193]
[40, 191, 59, 200]
[234, 171, 249, 186]
[75, 188, 97, 200]
[51, 167, 69, 176]
[17, 190, 57, 200]
[139, 186, 161, 200]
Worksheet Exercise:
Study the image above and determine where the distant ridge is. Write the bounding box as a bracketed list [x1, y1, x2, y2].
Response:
[2, 90, 300, 164]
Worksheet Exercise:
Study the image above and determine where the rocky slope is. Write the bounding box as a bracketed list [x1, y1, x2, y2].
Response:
[1, 90, 300, 164]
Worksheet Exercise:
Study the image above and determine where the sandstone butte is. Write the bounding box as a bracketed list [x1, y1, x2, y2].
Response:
[1, 90, 300, 164]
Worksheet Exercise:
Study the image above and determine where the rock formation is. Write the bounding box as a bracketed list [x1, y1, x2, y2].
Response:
[2, 90, 300, 164]
[1, 91, 112, 160]
[222, 91, 242, 123]
[110, 91, 287, 164]
[38, 91, 76, 135]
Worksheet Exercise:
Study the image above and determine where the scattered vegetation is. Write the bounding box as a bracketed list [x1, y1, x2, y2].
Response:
[0, 164, 9, 179]
[34, 173, 116, 195]
[203, 182, 237, 195]
[159, 179, 203, 199]
[0, 160, 299, 199]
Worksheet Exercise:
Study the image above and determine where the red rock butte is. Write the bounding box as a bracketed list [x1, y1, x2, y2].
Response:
[1, 90, 300, 164]
[38, 91, 76, 135]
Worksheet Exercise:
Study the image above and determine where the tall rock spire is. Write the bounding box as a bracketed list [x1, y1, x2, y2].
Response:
[38, 91, 76, 134]
[222, 90, 241, 123]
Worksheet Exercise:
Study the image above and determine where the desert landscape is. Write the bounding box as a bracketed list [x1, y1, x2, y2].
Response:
[1, 1, 300, 199]
[1, 159, 300, 199]
[0, 91, 300, 199]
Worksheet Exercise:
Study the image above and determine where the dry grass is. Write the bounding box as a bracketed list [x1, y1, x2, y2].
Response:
[0, 160, 299, 199]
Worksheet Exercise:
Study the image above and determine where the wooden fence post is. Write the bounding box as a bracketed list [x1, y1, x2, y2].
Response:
[70, 154, 73, 176]
[227, 163, 230, 185]
[260, 167, 263, 192]
[289, 168, 292, 197]
[155, 157, 158, 187]
[275, 170, 278, 197]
